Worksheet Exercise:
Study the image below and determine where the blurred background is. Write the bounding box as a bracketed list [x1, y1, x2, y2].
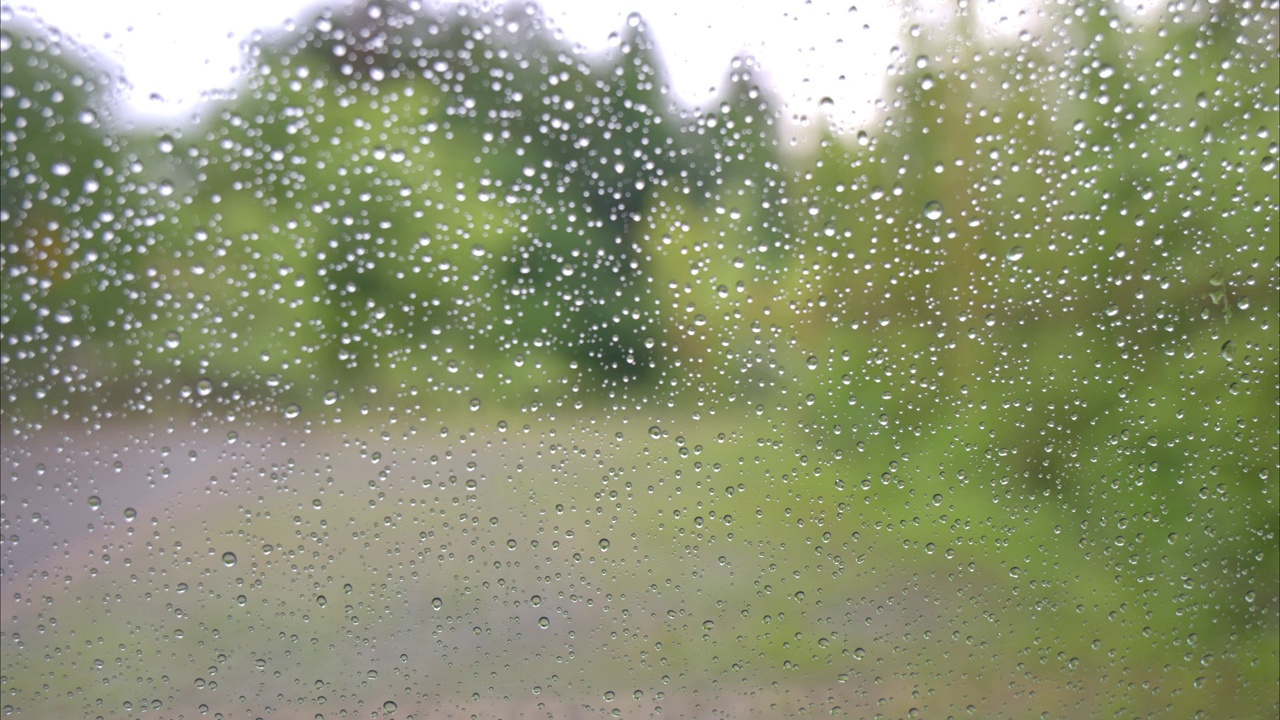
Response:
[1, 1, 1276, 718]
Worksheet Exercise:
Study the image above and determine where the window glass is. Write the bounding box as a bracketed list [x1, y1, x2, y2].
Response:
[2, 1, 1276, 718]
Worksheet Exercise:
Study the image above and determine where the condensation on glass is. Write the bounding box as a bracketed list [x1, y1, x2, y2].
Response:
[1, 2, 1276, 718]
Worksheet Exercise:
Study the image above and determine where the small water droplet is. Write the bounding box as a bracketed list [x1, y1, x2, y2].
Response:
[164, 331, 181, 349]
[598, 538, 610, 551]
[923, 201, 943, 220]
[284, 403, 302, 419]
[383, 700, 397, 714]
[431, 597, 443, 610]
[51, 161, 72, 177]
[87, 495, 101, 509]
[538, 616, 550, 628]
[221, 552, 237, 567]
[1006, 246, 1024, 262]
[1221, 341, 1236, 362]
[648, 426, 662, 439]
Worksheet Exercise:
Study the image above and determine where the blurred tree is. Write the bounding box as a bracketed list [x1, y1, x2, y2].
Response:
[0, 25, 175, 418]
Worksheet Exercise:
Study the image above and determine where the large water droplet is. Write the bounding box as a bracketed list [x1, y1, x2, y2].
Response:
[1221, 341, 1236, 362]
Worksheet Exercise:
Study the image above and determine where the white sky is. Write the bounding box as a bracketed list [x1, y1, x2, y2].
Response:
[1, 0, 904, 131]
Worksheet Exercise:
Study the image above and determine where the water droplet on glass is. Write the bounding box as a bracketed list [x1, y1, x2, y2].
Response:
[221, 552, 237, 567]
[923, 201, 943, 220]
[431, 597, 443, 610]
[648, 426, 662, 439]
[87, 495, 101, 509]
[538, 616, 550, 628]
[1221, 341, 1236, 362]
[284, 403, 302, 419]
[1006, 246, 1024, 262]
[598, 538, 610, 551]
[382, 700, 397, 714]
[164, 331, 181, 349]
[51, 161, 71, 177]
[323, 390, 338, 405]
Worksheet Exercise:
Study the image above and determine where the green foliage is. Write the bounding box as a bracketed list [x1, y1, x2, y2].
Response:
[0, 1, 1275, 716]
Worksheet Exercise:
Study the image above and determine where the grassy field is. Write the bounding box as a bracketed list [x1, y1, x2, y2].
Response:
[3, 398, 1273, 719]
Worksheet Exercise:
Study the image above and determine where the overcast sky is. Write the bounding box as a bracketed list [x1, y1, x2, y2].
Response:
[3, 0, 914, 130]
